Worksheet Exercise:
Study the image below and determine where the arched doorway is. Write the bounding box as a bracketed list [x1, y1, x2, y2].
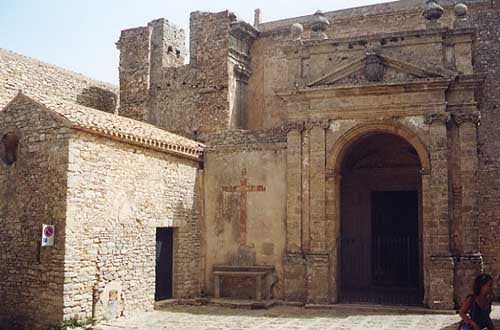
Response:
[338, 132, 423, 305]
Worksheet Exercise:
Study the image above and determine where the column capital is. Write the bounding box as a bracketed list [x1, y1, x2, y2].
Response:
[453, 111, 481, 126]
[305, 119, 330, 131]
[283, 121, 304, 133]
[424, 112, 451, 125]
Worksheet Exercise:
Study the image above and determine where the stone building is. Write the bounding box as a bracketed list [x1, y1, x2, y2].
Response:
[0, 90, 203, 327]
[1, 0, 500, 328]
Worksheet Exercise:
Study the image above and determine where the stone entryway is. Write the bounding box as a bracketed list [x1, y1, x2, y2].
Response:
[339, 133, 423, 305]
[155, 228, 174, 301]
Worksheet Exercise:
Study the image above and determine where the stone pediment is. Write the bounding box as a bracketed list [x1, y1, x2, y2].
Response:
[307, 52, 457, 87]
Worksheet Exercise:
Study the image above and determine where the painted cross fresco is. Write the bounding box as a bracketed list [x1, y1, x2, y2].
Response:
[222, 168, 266, 246]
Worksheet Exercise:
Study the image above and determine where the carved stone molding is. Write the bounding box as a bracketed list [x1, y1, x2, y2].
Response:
[283, 120, 330, 133]
[365, 52, 385, 82]
[233, 64, 251, 83]
[424, 112, 451, 125]
[304, 121, 315, 131]
[318, 119, 331, 129]
[453, 111, 480, 126]
[305, 119, 330, 130]
[282, 122, 304, 133]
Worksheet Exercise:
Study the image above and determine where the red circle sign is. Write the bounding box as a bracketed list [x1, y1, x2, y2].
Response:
[44, 226, 54, 237]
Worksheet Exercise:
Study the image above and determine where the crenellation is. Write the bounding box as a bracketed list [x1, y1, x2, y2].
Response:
[116, 25, 152, 122]
[148, 18, 186, 84]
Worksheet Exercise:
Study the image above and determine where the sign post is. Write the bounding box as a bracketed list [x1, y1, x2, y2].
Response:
[41, 224, 55, 247]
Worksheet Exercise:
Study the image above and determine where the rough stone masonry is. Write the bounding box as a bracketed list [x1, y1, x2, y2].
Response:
[1, 0, 500, 329]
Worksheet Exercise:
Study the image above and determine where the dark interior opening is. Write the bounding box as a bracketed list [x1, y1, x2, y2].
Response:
[371, 191, 420, 288]
[339, 133, 423, 306]
[155, 228, 173, 301]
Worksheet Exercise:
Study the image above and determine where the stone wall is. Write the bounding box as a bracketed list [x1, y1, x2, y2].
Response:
[247, 5, 464, 129]
[0, 96, 70, 328]
[118, 12, 237, 137]
[203, 129, 286, 298]
[204, 127, 287, 148]
[151, 11, 236, 137]
[117, 19, 186, 122]
[246, 0, 500, 302]
[0, 48, 117, 113]
[63, 131, 201, 322]
[116, 25, 151, 121]
[469, 2, 500, 299]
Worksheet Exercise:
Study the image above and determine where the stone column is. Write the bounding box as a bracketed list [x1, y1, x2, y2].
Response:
[309, 120, 329, 252]
[285, 122, 304, 253]
[283, 122, 306, 301]
[326, 169, 341, 303]
[304, 120, 329, 304]
[302, 124, 311, 253]
[453, 112, 481, 254]
[453, 111, 483, 306]
[424, 112, 454, 309]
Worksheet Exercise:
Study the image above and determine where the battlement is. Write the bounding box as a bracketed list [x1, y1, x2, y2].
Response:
[117, 11, 244, 135]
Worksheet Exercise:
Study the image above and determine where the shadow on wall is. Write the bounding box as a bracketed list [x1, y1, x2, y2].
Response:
[170, 178, 202, 299]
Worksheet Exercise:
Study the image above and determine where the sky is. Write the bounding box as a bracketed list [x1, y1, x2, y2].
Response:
[0, 0, 395, 84]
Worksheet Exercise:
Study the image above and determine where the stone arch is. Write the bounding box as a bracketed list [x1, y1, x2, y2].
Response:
[327, 122, 430, 175]
[325, 121, 430, 304]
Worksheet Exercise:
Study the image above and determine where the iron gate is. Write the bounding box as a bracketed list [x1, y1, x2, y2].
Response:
[340, 236, 423, 306]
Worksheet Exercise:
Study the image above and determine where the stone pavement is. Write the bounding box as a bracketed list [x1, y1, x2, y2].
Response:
[95, 303, 500, 330]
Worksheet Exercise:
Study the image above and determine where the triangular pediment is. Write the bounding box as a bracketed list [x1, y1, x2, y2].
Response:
[307, 52, 457, 87]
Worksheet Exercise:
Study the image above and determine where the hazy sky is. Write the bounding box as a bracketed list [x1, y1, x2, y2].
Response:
[0, 0, 395, 84]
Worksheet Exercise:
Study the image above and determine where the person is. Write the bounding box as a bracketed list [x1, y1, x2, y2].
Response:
[459, 273, 496, 330]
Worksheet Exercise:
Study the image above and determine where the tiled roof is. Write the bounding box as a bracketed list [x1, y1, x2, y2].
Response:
[10, 91, 204, 161]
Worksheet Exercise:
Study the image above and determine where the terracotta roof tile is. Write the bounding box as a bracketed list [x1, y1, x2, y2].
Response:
[13, 91, 204, 161]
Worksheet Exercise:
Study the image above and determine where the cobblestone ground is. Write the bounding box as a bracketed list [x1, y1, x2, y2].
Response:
[96, 304, 500, 330]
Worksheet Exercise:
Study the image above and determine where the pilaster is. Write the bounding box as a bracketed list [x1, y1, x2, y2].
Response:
[326, 169, 341, 303]
[284, 122, 307, 302]
[285, 122, 304, 253]
[308, 120, 329, 253]
[424, 112, 452, 256]
[423, 112, 454, 309]
[453, 111, 481, 255]
[305, 253, 329, 304]
[283, 252, 306, 301]
[452, 111, 482, 307]
[302, 124, 311, 253]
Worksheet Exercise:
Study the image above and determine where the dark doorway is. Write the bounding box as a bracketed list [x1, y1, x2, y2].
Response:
[155, 228, 173, 301]
[371, 191, 420, 288]
[339, 133, 423, 306]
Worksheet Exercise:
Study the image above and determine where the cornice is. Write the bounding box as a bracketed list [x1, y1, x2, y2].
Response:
[276, 78, 452, 101]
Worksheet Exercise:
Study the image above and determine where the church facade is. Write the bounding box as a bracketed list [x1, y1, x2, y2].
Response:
[1, 0, 500, 328]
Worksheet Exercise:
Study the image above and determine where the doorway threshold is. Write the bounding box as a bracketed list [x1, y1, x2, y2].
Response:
[304, 303, 455, 315]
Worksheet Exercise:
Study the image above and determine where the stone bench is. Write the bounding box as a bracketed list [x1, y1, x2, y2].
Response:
[213, 265, 275, 301]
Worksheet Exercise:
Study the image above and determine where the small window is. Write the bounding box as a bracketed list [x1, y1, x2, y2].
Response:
[1, 132, 19, 166]
[167, 46, 173, 53]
